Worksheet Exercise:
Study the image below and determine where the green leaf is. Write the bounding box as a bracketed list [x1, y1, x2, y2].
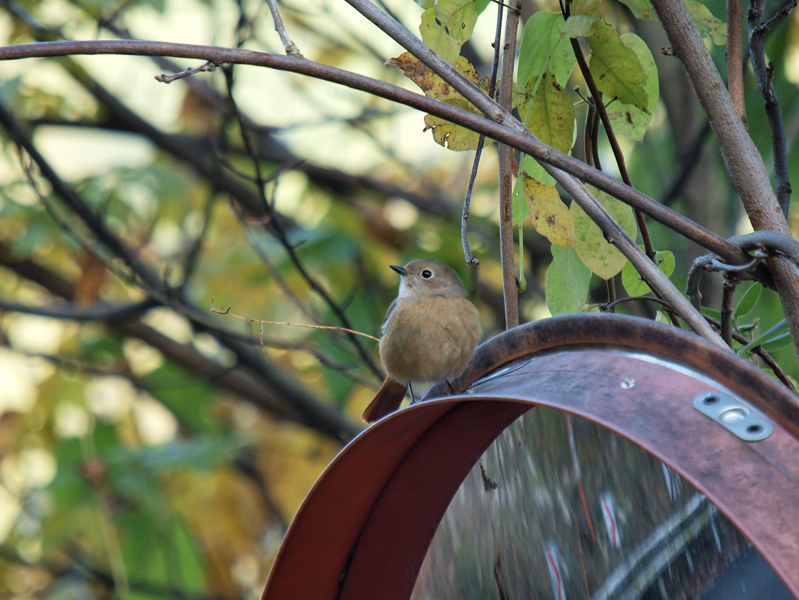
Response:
[621, 249, 674, 295]
[733, 283, 762, 320]
[424, 98, 484, 150]
[685, 0, 727, 45]
[615, 0, 658, 22]
[605, 33, 658, 141]
[522, 176, 577, 247]
[517, 12, 577, 87]
[587, 20, 649, 113]
[761, 331, 793, 352]
[570, 186, 637, 279]
[563, 15, 598, 38]
[520, 155, 556, 186]
[546, 244, 592, 314]
[516, 71, 575, 155]
[511, 175, 529, 222]
[420, 0, 480, 64]
[737, 319, 789, 356]
[701, 307, 721, 320]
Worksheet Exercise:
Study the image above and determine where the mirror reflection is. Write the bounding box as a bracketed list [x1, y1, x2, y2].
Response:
[412, 407, 793, 599]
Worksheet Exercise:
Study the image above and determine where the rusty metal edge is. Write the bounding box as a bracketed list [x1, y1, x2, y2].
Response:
[262, 314, 799, 600]
[434, 314, 799, 437]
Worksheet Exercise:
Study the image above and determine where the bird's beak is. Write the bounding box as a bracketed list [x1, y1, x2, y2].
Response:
[390, 265, 407, 276]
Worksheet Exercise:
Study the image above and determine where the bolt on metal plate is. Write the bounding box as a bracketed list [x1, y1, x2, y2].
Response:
[693, 391, 773, 441]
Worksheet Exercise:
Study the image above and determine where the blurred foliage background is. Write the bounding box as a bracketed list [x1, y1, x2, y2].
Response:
[0, 0, 797, 597]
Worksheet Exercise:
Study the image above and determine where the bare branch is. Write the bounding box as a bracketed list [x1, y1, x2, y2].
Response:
[461, 4, 504, 268]
[650, 0, 799, 359]
[748, 0, 794, 215]
[497, 0, 521, 329]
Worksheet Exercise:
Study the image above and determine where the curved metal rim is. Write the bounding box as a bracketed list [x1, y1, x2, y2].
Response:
[262, 314, 799, 600]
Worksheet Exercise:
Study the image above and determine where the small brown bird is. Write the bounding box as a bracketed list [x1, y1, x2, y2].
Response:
[362, 259, 482, 423]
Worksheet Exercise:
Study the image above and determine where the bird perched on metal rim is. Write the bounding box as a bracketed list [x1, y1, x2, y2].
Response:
[361, 258, 482, 423]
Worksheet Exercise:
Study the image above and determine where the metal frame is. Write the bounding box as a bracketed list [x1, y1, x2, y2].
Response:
[261, 314, 799, 600]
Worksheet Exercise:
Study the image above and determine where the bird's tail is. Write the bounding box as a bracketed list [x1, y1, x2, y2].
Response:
[362, 378, 407, 423]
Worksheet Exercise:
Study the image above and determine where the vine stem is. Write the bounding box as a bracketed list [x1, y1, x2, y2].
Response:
[570, 38, 656, 261]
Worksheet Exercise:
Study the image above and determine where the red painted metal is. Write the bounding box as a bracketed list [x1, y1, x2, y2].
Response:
[261, 314, 799, 599]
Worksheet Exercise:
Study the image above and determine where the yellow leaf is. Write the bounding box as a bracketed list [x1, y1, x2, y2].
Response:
[522, 177, 577, 247]
[387, 52, 491, 151]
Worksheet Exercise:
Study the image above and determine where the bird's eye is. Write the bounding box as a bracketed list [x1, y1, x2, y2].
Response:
[421, 269, 433, 279]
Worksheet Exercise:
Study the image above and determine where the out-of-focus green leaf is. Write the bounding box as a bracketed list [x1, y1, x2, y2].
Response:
[615, 0, 658, 22]
[733, 282, 763, 320]
[546, 244, 591, 314]
[141, 362, 220, 433]
[686, 0, 727, 44]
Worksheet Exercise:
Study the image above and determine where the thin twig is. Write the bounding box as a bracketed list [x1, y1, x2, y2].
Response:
[155, 60, 219, 83]
[660, 122, 711, 206]
[569, 38, 656, 261]
[721, 278, 737, 346]
[461, 3, 505, 267]
[210, 298, 380, 342]
[221, 65, 384, 379]
[748, 0, 794, 216]
[264, 0, 302, 56]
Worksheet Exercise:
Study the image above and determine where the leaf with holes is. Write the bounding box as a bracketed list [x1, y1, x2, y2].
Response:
[605, 33, 658, 140]
[571, 186, 638, 279]
[420, 0, 480, 64]
[388, 52, 490, 151]
[587, 20, 649, 113]
[516, 71, 575, 156]
[522, 177, 576, 247]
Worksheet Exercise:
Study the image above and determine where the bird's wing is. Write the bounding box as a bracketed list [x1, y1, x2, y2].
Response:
[382, 298, 398, 335]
